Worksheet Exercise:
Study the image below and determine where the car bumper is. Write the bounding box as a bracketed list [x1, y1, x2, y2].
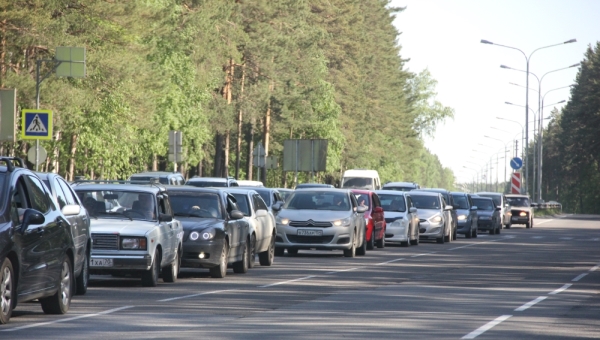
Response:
[456, 221, 471, 234]
[511, 216, 530, 225]
[181, 239, 226, 268]
[385, 224, 408, 242]
[275, 225, 354, 250]
[90, 252, 152, 272]
[418, 221, 444, 240]
[477, 219, 494, 230]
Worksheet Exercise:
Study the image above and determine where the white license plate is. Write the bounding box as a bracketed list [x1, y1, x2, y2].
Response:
[297, 229, 323, 236]
[91, 258, 113, 267]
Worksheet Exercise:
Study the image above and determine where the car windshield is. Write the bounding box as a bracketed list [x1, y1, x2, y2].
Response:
[187, 181, 226, 187]
[256, 191, 271, 206]
[169, 192, 222, 218]
[284, 191, 350, 211]
[479, 194, 501, 207]
[130, 176, 169, 184]
[280, 190, 293, 202]
[230, 193, 251, 216]
[378, 194, 406, 212]
[342, 177, 373, 189]
[75, 190, 157, 221]
[452, 194, 470, 209]
[411, 195, 441, 210]
[473, 198, 494, 211]
[354, 193, 370, 209]
[507, 197, 530, 207]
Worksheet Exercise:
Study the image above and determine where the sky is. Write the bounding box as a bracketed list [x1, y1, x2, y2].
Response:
[390, 0, 600, 185]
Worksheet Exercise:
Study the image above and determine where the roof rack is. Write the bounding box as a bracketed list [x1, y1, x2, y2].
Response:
[0, 157, 27, 172]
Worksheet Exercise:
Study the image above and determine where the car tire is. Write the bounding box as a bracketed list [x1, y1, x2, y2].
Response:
[356, 229, 367, 256]
[465, 228, 472, 239]
[162, 248, 180, 283]
[141, 251, 161, 287]
[525, 222, 531, 229]
[376, 231, 385, 248]
[210, 241, 229, 278]
[41, 255, 72, 314]
[437, 228, 445, 244]
[75, 252, 89, 295]
[452, 227, 457, 241]
[473, 228, 478, 238]
[233, 238, 249, 274]
[259, 234, 275, 266]
[274, 247, 284, 257]
[343, 229, 357, 257]
[366, 230, 375, 250]
[287, 248, 299, 256]
[496, 224, 501, 234]
[248, 234, 256, 269]
[410, 229, 419, 245]
[0, 258, 15, 324]
[505, 222, 511, 229]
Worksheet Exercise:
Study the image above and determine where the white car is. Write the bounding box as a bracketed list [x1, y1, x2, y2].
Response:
[227, 188, 277, 267]
[376, 190, 419, 246]
[74, 183, 183, 287]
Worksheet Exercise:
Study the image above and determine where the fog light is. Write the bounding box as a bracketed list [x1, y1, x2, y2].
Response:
[198, 252, 205, 259]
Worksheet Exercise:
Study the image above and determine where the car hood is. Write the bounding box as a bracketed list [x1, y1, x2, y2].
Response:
[90, 219, 156, 236]
[278, 209, 353, 221]
[178, 217, 223, 231]
[476, 210, 495, 217]
[455, 208, 470, 216]
[511, 206, 533, 212]
[417, 209, 442, 219]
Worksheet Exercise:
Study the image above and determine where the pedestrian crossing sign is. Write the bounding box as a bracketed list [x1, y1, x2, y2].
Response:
[21, 109, 52, 140]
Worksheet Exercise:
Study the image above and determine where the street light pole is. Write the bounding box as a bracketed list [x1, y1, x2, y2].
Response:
[481, 38, 576, 196]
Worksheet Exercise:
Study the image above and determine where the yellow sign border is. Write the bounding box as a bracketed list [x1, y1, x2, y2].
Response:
[21, 109, 53, 140]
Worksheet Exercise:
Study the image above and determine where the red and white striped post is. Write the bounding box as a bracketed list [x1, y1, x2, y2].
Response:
[511, 172, 522, 194]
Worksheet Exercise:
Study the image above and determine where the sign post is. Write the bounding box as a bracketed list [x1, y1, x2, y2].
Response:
[168, 130, 184, 172]
[252, 142, 266, 181]
[511, 172, 522, 194]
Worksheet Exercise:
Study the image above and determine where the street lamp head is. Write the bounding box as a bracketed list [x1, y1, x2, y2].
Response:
[557, 100, 566, 104]
[569, 63, 580, 68]
[481, 39, 493, 44]
[564, 39, 577, 44]
[505, 101, 513, 105]
[500, 65, 510, 69]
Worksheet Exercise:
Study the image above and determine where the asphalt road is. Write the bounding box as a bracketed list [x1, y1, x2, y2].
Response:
[2, 215, 599, 339]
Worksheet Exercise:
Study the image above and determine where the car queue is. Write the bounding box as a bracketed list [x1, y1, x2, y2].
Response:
[1, 161, 532, 325]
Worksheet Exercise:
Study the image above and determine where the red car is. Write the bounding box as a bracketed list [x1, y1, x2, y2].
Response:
[352, 189, 386, 249]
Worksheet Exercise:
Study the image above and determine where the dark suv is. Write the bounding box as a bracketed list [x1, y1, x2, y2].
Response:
[129, 171, 185, 185]
[0, 158, 78, 324]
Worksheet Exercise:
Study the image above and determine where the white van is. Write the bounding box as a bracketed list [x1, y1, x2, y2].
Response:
[341, 169, 381, 190]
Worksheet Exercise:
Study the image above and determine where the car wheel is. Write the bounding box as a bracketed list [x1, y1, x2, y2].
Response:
[452, 227, 457, 241]
[525, 222, 531, 229]
[473, 228, 478, 238]
[287, 248, 299, 256]
[162, 248, 180, 283]
[376, 231, 385, 248]
[343, 229, 357, 257]
[366, 230, 375, 250]
[496, 224, 501, 234]
[233, 238, 249, 274]
[274, 247, 285, 257]
[75, 252, 89, 295]
[505, 222, 511, 229]
[356, 229, 367, 256]
[437, 228, 445, 244]
[0, 258, 15, 324]
[444, 230, 450, 242]
[41, 255, 72, 314]
[259, 234, 275, 266]
[410, 228, 419, 245]
[465, 227, 472, 239]
[141, 251, 161, 287]
[210, 241, 229, 278]
[248, 234, 256, 269]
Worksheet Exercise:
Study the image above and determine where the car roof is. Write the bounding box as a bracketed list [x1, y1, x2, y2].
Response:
[451, 191, 468, 196]
[472, 196, 494, 201]
[164, 186, 224, 194]
[419, 188, 450, 193]
[130, 171, 180, 177]
[375, 190, 410, 196]
[226, 188, 259, 195]
[406, 191, 440, 197]
[72, 183, 162, 194]
[350, 189, 373, 194]
[383, 182, 418, 186]
[475, 192, 503, 196]
[295, 183, 334, 188]
[187, 177, 228, 182]
[293, 188, 351, 193]
[505, 194, 530, 198]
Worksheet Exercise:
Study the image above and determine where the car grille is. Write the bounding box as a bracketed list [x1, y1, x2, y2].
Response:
[419, 219, 427, 223]
[287, 235, 334, 244]
[289, 220, 333, 228]
[92, 233, 119, 250]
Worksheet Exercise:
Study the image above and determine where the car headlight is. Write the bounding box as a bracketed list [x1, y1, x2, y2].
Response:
[333, 217, 353, 227]
[121, 237, 147, 250]
[190, 228, 216, 241]
[276, 216, 290, 225]
[429, 215, 442, 224]
[519, 211, 527, 217]
[390, 219, 406, 229]
[457, 214, 467, 221]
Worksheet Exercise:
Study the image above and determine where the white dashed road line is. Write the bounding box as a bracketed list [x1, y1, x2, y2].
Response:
[375, 258, 405, 265]
[1, 306, 134, 332]
[572, 273, 588, 282]
[515, 296, 547, 311]
[259, 275, 316, 288]
[549, 284, 572, 295]
[461, 315, 512, 339]
[158, 289, 237, 302]
[325, 267, 358, 274]
[590, 265, 599, 272]
[534, 219, 554, 226]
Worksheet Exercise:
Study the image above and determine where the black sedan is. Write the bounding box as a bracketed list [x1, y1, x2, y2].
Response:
[167, 187, 250, 278]
[472, 197, 501, 234]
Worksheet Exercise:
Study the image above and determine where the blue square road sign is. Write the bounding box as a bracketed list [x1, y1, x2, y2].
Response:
[21, 109, 53, 140]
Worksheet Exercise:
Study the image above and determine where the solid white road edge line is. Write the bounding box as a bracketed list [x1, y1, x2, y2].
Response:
[515, 296, 547, 311]
[461, 315, 513, 339]
[259, 275, 316, 288]
[590, 265, 599, 272]
[572, 273, 589, 282]
[549, 284, 572, 295]
[159, 289, 237, 302]
[534, 219, 554, 226]
[1, 306, 134, 332]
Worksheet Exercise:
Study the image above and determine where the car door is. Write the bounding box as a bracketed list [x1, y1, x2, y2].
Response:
[370, 193, 385, 240]
[349, 193, 364, 243]
[225, 194, 242, 259]
[157, 194, 175, 265]
[467, 194, 478, 230]
[253, 193, 272, 253]
[55, 177, 88, 276]
[440, 196, 450, 237]
[406, 195, 417, 239]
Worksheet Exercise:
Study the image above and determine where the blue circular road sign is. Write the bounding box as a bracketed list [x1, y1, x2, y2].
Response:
[510, 157, 523, 170]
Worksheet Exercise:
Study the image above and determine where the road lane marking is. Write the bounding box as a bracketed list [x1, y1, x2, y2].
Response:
[158, 289, 237, 302]
[590, 265, 599, 272]
[532, 236, 544, 239]
[515, 296, 547, 311]
[411, 252, 437, 258]
[560, 237, 573, 240]
[376, 258, 405, 265]
[572, 273, 588, 282]
[449, 243, 480, 251]
[461, 315, 512, 339]
[534, 219, 553, 225]
[325, 267, 358, 274]
[592, 238, 599, 241]
[259, 275, 316, 288]
[549, 284, 572, 295]
[1, 306, 134, 332]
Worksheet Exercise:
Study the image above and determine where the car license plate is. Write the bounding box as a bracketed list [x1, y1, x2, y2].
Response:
[297, 229, 322, 236]
[91, 258, 113, 267]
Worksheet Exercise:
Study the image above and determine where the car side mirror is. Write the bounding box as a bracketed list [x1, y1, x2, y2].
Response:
[159, 213, 173, 222]
[444, 205, 453, 211]
[230, 210, 244, 220]
[470, 206, 478, 211]
[373, 206, 383, 213]
[20, 209, 45, 234]
[255, 209, 268, 217]
[356, 206, 367, 213]
[495, 207, 502, 211]
[409, 207, 417, 213]
[272, 202, 282, 211]
[62, 204, 81, 216]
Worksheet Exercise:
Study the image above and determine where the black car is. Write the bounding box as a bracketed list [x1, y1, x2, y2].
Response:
[472, 196, 501, 234]
[451, 192, 479, 238]
[167, 187, 250, 278]
[0, 158, 77, 324]
[37, 172, 91, 295]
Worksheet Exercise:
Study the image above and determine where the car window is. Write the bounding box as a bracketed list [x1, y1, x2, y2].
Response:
[256, 191, 271, 206]
[284, 191, 349, 211]
[187, 180, 227, 187]
[169, 192, 221, 218]
[473, 198, 494, 210]
[411, 195, 441, 210]
[378, 194, 406, 212]
[354, 193, 370, 209]
[231, 193, 251, 216]
[452, 194, 470, 209]
[24, 175, 51, 213]
[57, 178, 78, 206]
[506, 196, 530, 207]
[53, 178, 69, 209]
[226, 195, 239, 215]
[253, 194, 268, 211]
[10, 177, 30, 225]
